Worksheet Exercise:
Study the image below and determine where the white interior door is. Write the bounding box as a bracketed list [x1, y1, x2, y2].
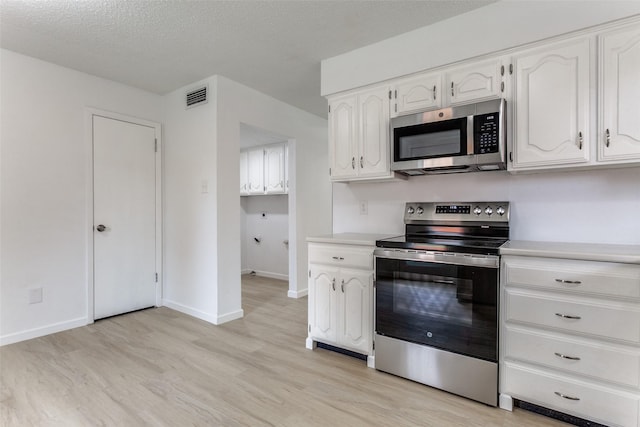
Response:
[93, 115, 157, 319]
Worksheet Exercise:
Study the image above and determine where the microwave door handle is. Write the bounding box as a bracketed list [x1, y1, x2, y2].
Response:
[467, 115, 474, 155]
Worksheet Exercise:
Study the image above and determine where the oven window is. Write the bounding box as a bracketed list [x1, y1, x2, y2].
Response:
[394, 118, 467, 161]
[376, 258, 498, 362]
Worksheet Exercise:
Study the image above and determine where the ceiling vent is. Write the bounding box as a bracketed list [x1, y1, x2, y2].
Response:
[186, 85, 208, 108]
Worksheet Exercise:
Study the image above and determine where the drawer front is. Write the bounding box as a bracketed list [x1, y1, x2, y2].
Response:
[502, 363, 639, 427]
[308, 243, 373, 270]
[503, 256, 640, 299]
[504, 326, 640, 388]
[504, 289, 640, 344]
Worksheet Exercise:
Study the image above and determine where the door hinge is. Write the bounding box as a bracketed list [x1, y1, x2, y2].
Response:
[329, 167, 332, 176]
[309, 270, 311, 278]
[328, 105, 331, 113]
[155, 273, 158, 282]
[388, 90, 392, 99]
[394, 90, 397, 99]
[154, 138, 158, 152]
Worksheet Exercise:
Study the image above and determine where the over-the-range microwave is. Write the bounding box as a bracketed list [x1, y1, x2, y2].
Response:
[390, 98, 506, 175]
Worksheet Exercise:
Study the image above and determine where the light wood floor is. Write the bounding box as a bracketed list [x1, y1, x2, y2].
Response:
[1, 275, 569, 426]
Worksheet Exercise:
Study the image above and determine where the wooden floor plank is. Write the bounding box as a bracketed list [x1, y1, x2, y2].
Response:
[0, 274, 568, 426]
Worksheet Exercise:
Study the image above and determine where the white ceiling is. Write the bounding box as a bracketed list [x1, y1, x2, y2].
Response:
[0, 0, 495, 118]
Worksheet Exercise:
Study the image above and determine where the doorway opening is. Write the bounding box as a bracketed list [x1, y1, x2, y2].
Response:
[239, 123, 291, 296]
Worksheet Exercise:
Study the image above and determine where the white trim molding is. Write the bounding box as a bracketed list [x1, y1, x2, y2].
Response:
[0, 317, 88, 346]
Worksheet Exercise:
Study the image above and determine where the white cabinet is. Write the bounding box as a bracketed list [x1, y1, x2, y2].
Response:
[264, 143, 286, 194]
[391, 72, 441, 117]
[500, 253, 640, 427]
[511, 37, 592, 170]
[240, 143, 288, 196]
[307, 242, 374, 357]
[445, 58, 506, 106]
[328, 85, 394, 181]
[599, 25, 640, 163]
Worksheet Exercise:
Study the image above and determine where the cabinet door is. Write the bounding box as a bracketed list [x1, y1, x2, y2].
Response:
[446, 59, 504, 105]
[393, 72, 441, 117]
[239, 150, 249, 196]
[358, 86, 390, 177]
[599, 26, 640, 162]
[264, 143, 285, 194]
[247, 148, 265, 194]
[512, 38, 591, 169]
[328, 95, 358, 179]
[337, 269, 372, 354]
[309, 265, 338, 344]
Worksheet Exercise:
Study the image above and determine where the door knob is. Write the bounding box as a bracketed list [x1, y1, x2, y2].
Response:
[96, 224, 106, 232]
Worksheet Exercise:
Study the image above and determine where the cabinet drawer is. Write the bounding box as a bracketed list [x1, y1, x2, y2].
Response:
[504, 326, 640, 388]
[503, 256, 640, 300]
[308, 244, 373, 269]
[504, 289, 640, 344]
[502, 362, 639, 427]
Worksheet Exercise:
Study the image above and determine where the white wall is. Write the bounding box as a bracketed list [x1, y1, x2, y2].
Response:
[334, 167, 640, 245]
[241, 195, 289, 280]
[162, 77, 220, 323]
[0, 49, 163, 345]
[163, 75, 330, 325]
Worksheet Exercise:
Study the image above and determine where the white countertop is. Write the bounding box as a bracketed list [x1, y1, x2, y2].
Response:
[306, 232, 399, 246]
[500, 240, 640, 264]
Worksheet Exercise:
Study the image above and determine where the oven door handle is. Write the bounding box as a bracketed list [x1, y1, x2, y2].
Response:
[374, 249, 499, 268]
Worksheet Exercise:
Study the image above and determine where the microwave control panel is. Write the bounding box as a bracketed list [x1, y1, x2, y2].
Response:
[474, 113, 500, 154]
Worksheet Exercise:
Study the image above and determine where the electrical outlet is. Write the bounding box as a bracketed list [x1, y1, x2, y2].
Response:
[29, 288, 43, 304]
[359, 201, 368, 215]
[201, 180, 209, 194]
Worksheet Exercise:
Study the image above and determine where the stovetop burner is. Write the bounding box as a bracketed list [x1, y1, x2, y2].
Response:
[376, 201, 510, 256]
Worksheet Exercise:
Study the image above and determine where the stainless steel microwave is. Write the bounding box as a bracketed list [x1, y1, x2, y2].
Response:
[390, 98, 506, 175]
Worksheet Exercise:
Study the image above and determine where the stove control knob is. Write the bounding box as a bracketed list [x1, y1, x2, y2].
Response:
[473, 206, 482, 216]
[416, 207, 424, 215]
[496, 206, 505, 216]
[407, 206, 415, 215]
[485, 206, 493, 216]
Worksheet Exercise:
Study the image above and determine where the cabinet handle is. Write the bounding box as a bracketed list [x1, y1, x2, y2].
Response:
[509, 64, 513, 75]
[332, 278, 336, 291]
[555, 313, 581, 320]
[578, 131, 583, 149]
[605, 128, 611, 147]
[501, 65, 505, 76]
[433, 85, 436, 100]
[501, 82, 504, 93]
[352, 157, 355, 170]
[451, 81, 454, 97]
[555, 279, 582, 285]
[360, 156, 363, 169]
[341, 279, 345, 293]
[554, 352, 581, 361]
[331, 256, 344, 261]
[554, 391, 580, 401]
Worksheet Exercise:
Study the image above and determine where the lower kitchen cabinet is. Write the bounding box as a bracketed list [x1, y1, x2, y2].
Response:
[499, 243, 640, 427]
[306, 238, 375, 361]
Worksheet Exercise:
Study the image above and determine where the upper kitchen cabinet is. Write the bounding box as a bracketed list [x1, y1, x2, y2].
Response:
[511, 37, 592, 171]
[329, 85, 396, 181]
[264, 143, 286, 194]
[445, 58, 508, 106]
[240, 143, 288, 196]
[599, 24, 640, 163]
[391, 72, 441, 117]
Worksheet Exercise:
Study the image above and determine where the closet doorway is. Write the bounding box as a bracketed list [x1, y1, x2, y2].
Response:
[239, 123, 291, 295]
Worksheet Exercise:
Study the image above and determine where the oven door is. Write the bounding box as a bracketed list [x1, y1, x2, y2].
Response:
[375, 251, 498, 362]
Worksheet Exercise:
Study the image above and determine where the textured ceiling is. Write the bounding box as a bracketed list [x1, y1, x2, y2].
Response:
[0, 0, 495, 118]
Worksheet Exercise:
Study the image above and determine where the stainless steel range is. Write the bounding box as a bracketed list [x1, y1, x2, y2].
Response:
[374, 201, 510, 406]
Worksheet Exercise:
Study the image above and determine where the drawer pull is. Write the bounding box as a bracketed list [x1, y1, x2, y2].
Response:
[554, 391, 580, 401]
[555, 279, 582, 285]
[554, 352, 581, 361]
[331, 256, 345, 261]
[555, 313, 581, 320]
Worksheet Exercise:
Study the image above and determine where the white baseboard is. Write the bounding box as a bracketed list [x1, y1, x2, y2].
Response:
[0, 317, 88, 346]
[288, 288, 308, 298]
[241, 269, 252, 275]
[163, 299, 244, 325]
[243, 270, 288, 282]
